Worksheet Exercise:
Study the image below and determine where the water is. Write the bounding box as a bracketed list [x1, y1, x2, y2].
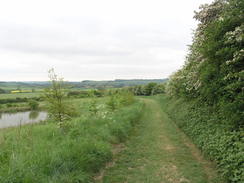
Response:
[0, 111, 48, 129]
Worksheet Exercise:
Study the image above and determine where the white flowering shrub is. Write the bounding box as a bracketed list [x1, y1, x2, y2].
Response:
[166, 1, 244, 182]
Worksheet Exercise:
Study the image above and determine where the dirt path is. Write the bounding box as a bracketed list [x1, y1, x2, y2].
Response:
[95, 98, 223, 183]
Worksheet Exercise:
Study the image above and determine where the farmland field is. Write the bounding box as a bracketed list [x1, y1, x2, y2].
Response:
[0, 92, 41, 99]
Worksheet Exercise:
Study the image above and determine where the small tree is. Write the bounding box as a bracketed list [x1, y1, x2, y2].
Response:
[106, 93, 118, 111]
[88, 98, 99, 115]
[144, 82, 157, 96]
[44, 69, 76, 124]
[88, 90, 99, 115]
[28, 100, 39, 110]
[118, 90, 134, 106]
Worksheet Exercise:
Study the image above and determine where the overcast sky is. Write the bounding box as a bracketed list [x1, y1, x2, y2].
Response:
[0, 0, 213, 81]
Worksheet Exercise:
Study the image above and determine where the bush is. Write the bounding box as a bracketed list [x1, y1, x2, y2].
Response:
[106, 94, 119, 111]
[129, 83, 165, 96]
[88, 98, 99, 115]
[166, 0, 244, 129]
[67, 90, 90, 98]
[28, 100, 39, 110]
[6, 103, 13, 108]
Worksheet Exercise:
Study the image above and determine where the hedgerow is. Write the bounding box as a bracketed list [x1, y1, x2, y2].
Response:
[164, 1, 243, 182]
[158, 95, 244, 183]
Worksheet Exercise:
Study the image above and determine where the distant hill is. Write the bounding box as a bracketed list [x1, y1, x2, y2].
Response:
[0, 81, 49, 90]
[72, 79, 168, 89]
[0, 79, 168, 90]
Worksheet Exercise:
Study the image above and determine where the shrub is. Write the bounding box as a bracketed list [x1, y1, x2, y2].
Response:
[44, 69, 77, 124]
[88, 98, 99, 115]
[28, 100, 39, 110]
[6, 103, 12, 108]
[106, 94, 118, 111]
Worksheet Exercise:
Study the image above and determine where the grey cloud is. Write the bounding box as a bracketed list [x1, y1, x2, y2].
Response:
[0, 0, 212, 81]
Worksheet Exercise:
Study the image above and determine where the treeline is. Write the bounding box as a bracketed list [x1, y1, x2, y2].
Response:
[128, 83, 165, 96]
[0, 79, 167, 91]
[66, 82, 165, 98]
[165, 0, 243, 182]
[67, 89, 105, 98]
[74, 79, 167, 89]
[0, 97, 42, 104]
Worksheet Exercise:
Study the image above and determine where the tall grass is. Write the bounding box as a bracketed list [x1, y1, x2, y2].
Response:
[0, 98, 143, 183]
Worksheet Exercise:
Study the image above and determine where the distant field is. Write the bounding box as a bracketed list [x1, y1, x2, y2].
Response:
[0, 92, 41, 99]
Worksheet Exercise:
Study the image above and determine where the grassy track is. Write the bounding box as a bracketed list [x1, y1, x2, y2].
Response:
[96, 98, 224, 183]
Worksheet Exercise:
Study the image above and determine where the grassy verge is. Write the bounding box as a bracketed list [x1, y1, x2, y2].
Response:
[0, 99, 143, 183]
[98, 98, 223, 183]
[157, 95, 244, 183]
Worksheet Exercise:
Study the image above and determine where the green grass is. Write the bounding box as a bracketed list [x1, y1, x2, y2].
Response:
[0, 97, 143, 183]
[0, 96, 226, 183]
[98, 98, 224, 183]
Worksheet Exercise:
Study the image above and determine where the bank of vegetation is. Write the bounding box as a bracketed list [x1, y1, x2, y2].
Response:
[164, 0, 244, 182]
[0, 70, 143, 183]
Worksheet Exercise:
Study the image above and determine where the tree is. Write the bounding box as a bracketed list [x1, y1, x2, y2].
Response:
[44, 69, 76, 124]
[28, 100, 39, 110]
[106, 92, 118, 111]
[152, 84, 165, 95]
[144, 83, 157, 96]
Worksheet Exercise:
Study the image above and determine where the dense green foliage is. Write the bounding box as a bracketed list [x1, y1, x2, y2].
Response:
[106, 90, 135, 111]
[129, 82, 165, 96]
[0, 97, 143, 182]
[158, 95, 243, 183]
[167, 0, 243, 129]
[28, 100, 39, 110]
[165, 1, 243, 182]
[67, 89, 105, 98]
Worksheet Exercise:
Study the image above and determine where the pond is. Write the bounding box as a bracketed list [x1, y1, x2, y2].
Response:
[0, 111, 48, 129]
